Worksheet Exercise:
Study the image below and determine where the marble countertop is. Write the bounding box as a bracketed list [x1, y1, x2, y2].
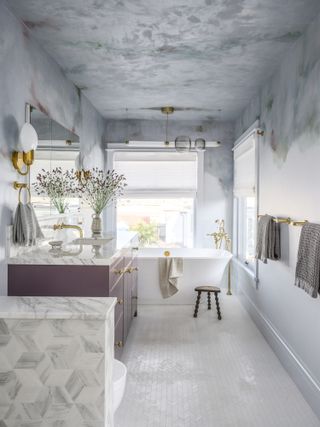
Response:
[0, 296, 117, 319]
[8, 230, 138, 266]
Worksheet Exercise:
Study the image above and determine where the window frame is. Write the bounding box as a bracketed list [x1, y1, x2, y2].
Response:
[113, 149, 199, 248]
[233, 121, 261, 284]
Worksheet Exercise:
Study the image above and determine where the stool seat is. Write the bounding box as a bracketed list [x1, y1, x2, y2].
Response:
[195, 285, 220, 293]
[193, 285, 222, 320]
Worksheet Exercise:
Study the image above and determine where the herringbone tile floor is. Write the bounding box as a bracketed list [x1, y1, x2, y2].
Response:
[115, 296, 320, 427]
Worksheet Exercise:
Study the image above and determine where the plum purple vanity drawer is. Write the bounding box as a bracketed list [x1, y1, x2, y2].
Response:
[8, 265, 109, 297]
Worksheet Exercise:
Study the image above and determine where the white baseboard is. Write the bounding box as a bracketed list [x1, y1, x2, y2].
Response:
[238, 288, 320, 420]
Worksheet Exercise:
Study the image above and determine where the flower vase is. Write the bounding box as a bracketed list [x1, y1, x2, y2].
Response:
[91, 213, 102, 237]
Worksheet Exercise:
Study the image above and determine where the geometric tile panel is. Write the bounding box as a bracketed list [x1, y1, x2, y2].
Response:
[0, 316, 114, 427]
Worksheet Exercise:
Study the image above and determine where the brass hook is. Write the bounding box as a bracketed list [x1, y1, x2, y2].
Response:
[13, 182, 31, 203]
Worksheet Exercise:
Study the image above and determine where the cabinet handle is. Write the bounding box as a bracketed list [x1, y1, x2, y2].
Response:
[125, 267, 133, 274]
[117, 298, 123, 305]
[132, 247, 139, 251]
[132, 267, 138, 272]
[132, 296, 138, 300]
[115, 341, 123, 348]
[113, 269, 124, 275]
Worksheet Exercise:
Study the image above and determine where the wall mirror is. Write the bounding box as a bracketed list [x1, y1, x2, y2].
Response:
[29, 106, 80, 219]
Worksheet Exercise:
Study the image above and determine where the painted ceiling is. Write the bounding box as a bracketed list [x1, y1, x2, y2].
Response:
[7, 0, 320, 121]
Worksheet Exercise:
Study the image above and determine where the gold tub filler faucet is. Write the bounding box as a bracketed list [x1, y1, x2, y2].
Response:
[207, 219, 232, 295]
[207, 219, 231, 251]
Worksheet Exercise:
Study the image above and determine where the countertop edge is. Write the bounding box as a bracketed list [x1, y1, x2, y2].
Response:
[0, 296, 117, 320]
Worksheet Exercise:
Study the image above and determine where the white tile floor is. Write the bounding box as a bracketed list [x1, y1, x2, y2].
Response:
[115, 296, 320, 427]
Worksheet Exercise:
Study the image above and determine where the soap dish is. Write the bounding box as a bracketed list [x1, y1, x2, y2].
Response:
[48, 240, 63, 251]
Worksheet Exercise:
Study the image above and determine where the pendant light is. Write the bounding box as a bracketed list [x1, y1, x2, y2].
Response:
[161, 106, 174, 146]
[194, 138, 206, 151]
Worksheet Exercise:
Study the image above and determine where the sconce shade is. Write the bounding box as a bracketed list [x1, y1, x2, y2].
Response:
[175, 135, 191, 152]
[19, 123, 38, 152]
[195, 138, 206, 151]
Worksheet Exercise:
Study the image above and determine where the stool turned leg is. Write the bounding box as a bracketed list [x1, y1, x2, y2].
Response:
[193, 291, 201, 318]
[214, 292, 222, 320]
[207, 292, 211, 310]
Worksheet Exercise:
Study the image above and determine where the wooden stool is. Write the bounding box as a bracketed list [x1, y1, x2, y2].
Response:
[193, 286, 222, 320]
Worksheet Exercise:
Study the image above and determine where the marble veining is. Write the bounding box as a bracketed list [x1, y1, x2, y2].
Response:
[0, 296, 116, 319]
[0, 296, 115, 426]
[8, 231, 137, 267]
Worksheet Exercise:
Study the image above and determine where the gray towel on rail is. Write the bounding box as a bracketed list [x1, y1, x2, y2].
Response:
[13, 202, 43, 246]
[295, 223, 320, 298]
[27, 203, 44, 241]
[159, 257, 183, 298]
[256, 214, 281, 263]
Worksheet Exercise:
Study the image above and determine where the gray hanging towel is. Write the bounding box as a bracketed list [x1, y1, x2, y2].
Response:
[159, 257, 183, 298]
[295, 223, 320, 298]
[27, 202, 44, 241]
[256, 214, 281, 263]
[13, 202, 43, 246]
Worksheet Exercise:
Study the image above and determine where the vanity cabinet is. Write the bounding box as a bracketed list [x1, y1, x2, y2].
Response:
[8, 255, 138, 360]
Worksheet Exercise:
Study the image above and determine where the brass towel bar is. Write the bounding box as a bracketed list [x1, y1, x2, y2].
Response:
[257, 215, 307, 227]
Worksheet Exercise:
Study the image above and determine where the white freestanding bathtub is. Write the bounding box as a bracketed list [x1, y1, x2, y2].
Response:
[137, 248, 233, 304]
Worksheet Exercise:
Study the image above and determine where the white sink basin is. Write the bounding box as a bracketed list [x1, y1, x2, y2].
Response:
[72, 237, 113, 245]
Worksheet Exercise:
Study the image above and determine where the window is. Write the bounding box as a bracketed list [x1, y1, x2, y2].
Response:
[114, 151, 197, 247]
[233, 130, 258, 269]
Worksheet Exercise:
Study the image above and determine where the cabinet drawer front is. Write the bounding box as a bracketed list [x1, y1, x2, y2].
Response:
[109, 257, 124, 291]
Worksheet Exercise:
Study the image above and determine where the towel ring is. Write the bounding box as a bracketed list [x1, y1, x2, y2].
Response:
[18, 186, 31, 204]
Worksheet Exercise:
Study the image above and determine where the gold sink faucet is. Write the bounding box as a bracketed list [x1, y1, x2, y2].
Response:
[53, 223, 84, 239]
[207, 219, 231, 251]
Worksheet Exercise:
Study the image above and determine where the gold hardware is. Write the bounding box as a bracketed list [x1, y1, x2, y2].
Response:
[257, 215, 308, 227]
[14, 182, 31, 203]
[207, 219, 232, 252]
[53, 223, 83, 238]
[12, 150, 34, 176]
[113, 269, 124, 275]
[291, 220, 308, 227]
[257, 129, 265, 136]
[75, 169, 91, 181]
[117, 299, 123, 305]
[164, 250, 171, 257]
[132, 267, 138, 272]
[115, 341, 123, 348]
[161, 106, 174, 115]
[125, 267, 133, 274]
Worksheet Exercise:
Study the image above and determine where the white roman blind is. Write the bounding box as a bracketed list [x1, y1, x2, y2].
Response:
[114, 151, 197, 194]
[233, 133, 256, 197]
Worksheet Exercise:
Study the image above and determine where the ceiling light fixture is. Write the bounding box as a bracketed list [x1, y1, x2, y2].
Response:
[161, 106, 208, 152]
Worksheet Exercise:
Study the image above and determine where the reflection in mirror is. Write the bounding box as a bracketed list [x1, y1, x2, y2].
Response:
[29, 107, 80, 218]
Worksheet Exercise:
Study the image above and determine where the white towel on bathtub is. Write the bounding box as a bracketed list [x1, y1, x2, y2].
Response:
[159, 257, 183, 298]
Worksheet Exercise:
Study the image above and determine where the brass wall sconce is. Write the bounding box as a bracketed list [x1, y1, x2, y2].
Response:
[12, 150, 35, 176]
[75, 169, 91, 181]
[12, 103, 38, 176]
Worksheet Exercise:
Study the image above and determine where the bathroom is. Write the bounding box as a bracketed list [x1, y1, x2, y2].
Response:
[1, 0, 320, 426]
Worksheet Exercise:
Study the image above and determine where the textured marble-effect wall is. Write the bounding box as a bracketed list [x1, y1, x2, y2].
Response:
[234, 11, 320, 418]
[105, 119, 234, 247]
[0, 0, 105, 294]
